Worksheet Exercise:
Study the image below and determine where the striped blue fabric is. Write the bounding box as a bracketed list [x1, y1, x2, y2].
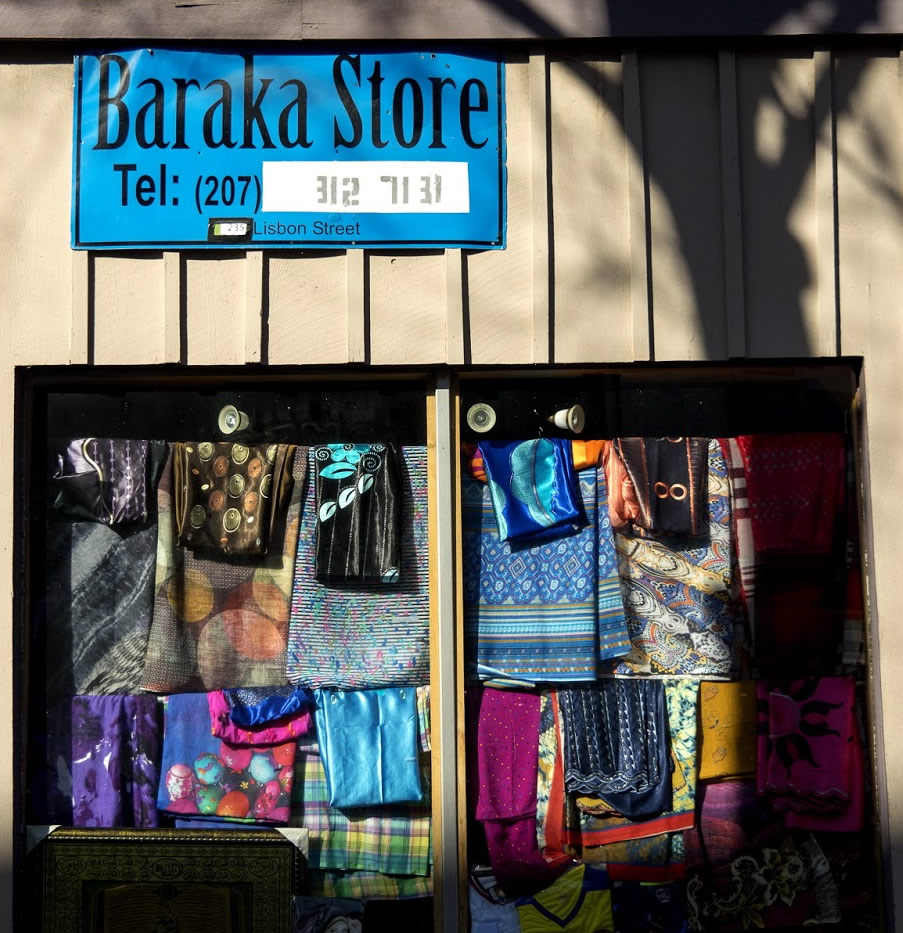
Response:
[463, 462, 630, 687]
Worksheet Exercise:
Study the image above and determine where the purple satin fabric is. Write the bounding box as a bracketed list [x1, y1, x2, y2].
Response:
[70, 695, 160, 828]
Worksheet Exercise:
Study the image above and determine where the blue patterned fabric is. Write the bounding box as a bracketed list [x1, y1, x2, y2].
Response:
[480, 438, 584, 544]
[602, 441, 742, 676]
[463, 463, 630, 687]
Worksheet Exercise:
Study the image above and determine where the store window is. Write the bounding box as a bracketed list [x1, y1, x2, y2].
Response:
[20, 371, 435, 931]
[458, 365, 881, 932]
[17, 363, 882, 931]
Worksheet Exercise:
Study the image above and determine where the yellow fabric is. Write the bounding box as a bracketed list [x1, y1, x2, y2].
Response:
[517, 864, 613, 932]
[697, 680, 758, 781]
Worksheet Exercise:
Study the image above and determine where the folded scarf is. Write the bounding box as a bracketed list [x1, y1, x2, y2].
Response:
[158, 693, 296, 823]
[141, 445, 306, 693]
[208, 689, 312, 745]
[557, 680, 671, 820]
[697, 680, 758, 781]
[735, 432, 845, 556]
[314, 443, 401, 583]
[479, 438, 584, 544]
[287, 447, 429, 689]
[756, 676, 863, 831]
[68, 694, 160, 828]
[463, 461, 629, 687]
[614, 437, 709, 536]
[51, 438, 150, 525]
[224, 685, 314, 726]
[314, 687, 422, 808]
[173, 441, 295, 557]
[546, 681, 699, 850]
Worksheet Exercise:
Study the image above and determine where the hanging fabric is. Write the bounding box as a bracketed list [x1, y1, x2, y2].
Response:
[173, 441, 295, 557]
[287, 446, 430, 690]
[157, 693, 296, 824]
[603, 440, 741, 676]
[208, 689, 312, 745]
[557, 680, 671, 820]
[696, 680, 758, 781]
[223, 685, 314, 727]
[478, 438, 584, 544]
[141, 445, 306, 693]
[613, 437, 709, 536]
[66, 694, 160, 828]
[463, 458, 629, 687]
[314, 687, 423, 808]
[314, 442, 401, 583]
[51, 437, 151, 525]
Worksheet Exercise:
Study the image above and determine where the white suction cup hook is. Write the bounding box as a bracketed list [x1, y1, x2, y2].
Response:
[466, 402, 497, 433]
[547, 404, 586, 434]
[217, 404, 251, 436]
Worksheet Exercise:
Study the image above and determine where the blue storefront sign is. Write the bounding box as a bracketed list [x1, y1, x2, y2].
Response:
[73, 48, 505, 249]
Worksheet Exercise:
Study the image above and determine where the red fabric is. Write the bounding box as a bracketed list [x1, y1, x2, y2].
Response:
[736, 433, 845, 556]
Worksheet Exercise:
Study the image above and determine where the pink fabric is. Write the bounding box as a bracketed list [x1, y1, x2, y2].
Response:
[756, 677, 863, 832]
[475, 688, 541, 821]
[736, 433, 845, 556]
[207, 690, 312, 746]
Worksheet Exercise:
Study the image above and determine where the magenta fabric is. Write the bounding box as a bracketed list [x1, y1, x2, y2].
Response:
[475, 688, 561, 896]
[475, 688, 542, 821]
[207, 690, 312, 745]
[756, 676, 863, 831]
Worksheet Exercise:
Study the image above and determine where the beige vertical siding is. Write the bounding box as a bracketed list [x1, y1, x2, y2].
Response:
[5, 44, 903, 930]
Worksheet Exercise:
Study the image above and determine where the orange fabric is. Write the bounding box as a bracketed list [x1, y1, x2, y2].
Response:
[602, 441, 641, 529]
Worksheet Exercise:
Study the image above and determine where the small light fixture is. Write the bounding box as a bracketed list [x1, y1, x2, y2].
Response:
[217, 404, 250, 436]
[466, 402, 497, 433]
[547, 404, 585, 434]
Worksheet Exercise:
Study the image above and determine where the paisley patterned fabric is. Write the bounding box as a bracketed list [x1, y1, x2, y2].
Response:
[463, 463, 630, 687]
[479, 438, 584, 544]
[314, 443, 400, 584]
[51, 438, 151, 525]
[173, 441, 295, 557]
[140, 445, 307, 693]
[602, 441, 742, 676]
[287, 447, 430, 690]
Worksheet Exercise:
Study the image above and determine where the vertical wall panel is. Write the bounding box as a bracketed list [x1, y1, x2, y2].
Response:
[184, 255, 249, 365]
[834, 50, 903, 922]
[642, 55, 726, 361]
[93, 256, 167, 364]
[268, 251, 350, 364]
[368, 252, 447, 363]
[835, 53, 901, 359]
[737, 52, 821, 357]
[467, 55, 534, 364]
[0, 60, 75, 930]
[549, 54, 633, 363]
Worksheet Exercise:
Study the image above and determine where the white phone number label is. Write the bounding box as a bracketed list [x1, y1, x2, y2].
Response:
[262, 161, 470, 214]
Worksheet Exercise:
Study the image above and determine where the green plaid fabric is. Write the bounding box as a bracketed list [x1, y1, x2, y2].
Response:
[310, 869, 433, 900]
[290, 738, 432, 878]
